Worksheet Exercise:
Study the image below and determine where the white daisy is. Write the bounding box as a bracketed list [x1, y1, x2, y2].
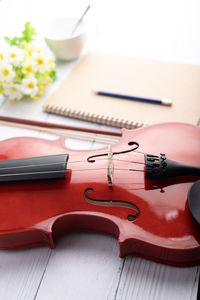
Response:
[24, 42, 36, 58]
[6, 46, 24, 66]
[0, 62, 15, 82]
[0, 42, 7, 63]
[3, 83, 23, 101]
[22, 58, 37, 75]
[0, 52, 4, 62]
[22, 75, 38, 97]
[33, 52, 48, 72]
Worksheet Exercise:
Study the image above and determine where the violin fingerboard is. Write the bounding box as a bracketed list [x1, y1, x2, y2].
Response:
[0, 154, 68, 182]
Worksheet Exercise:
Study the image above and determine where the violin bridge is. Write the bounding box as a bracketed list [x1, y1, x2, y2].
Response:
[107, 145, 114, 187]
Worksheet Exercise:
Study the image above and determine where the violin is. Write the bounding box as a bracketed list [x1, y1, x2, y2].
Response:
[0, 122, 200, 267]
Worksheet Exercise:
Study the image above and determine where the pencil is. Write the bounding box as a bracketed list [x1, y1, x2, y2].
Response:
[93, 90, 172, 106]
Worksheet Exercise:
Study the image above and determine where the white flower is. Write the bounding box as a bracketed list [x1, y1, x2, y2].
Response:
[22, 58, 37, 75]
[0, 52, 4, 62]
[33, 52, 48, 72]
[0, 62, 15, 82]
[0, 42, 7, 63]
[24, 42, 36, 58]
[3, 83, 23, 101]
[6, 46, 24, 66]
[22, 75, 38, 97]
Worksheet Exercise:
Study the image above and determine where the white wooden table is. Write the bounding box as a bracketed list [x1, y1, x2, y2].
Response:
[0, 0, 199, 299]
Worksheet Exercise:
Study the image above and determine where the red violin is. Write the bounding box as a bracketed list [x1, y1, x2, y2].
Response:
[0, 122, 200, 267]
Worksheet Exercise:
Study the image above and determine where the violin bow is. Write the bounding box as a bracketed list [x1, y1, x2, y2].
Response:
[0, 116, 122, 143]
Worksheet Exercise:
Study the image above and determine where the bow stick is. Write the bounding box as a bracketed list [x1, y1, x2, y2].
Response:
[0, 116, 122, 143]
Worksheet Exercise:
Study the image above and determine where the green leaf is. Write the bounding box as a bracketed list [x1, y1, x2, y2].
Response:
[35, 71, 41, 80]
[22, 22, 37, 42]
[4, 36, 23, 46]
[12, 66, 24, 82]
[49, 69, 56, 81]
[4, 22, 37, 47]
[4, 36, 12, 45]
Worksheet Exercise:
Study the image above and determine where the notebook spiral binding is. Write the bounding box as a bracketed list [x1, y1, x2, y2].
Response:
[44, 104, 144, 129]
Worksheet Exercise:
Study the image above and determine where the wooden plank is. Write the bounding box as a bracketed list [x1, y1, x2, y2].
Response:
[35, 233, 123, 300]
[115, 257, 199, 300]
[0, 248, 51, 300]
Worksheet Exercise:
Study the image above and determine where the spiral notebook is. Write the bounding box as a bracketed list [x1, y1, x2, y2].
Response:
[43, 52, 200, 129]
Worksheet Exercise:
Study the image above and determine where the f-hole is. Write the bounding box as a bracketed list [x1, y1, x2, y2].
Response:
[87, 141, 139, 163]
[84, 188, 140, 220]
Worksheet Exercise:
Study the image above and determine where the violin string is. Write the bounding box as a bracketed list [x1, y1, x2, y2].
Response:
[114, 158, 145, 164]
[69, 157, 146, 165]
[0, 141, 148, 172]
[68, 148, 147, 158]
[0, 157, 146, 172]
[0, 167, 145, 178]
[69, 151, 145, 158]
[67, 168, 144, 172]
[0, 161, 67, 171]
[120, 151, 147, 156]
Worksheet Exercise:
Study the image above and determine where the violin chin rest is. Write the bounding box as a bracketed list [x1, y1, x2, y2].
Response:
[188, 180, 200, 226]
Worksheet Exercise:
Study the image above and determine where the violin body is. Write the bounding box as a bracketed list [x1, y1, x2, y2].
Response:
[0, 122, 199, 266]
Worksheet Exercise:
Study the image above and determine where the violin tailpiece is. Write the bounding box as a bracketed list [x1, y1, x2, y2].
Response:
[145, 153, 200, 180]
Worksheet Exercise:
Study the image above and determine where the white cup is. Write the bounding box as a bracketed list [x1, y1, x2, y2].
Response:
[44, 17, 86, 61]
